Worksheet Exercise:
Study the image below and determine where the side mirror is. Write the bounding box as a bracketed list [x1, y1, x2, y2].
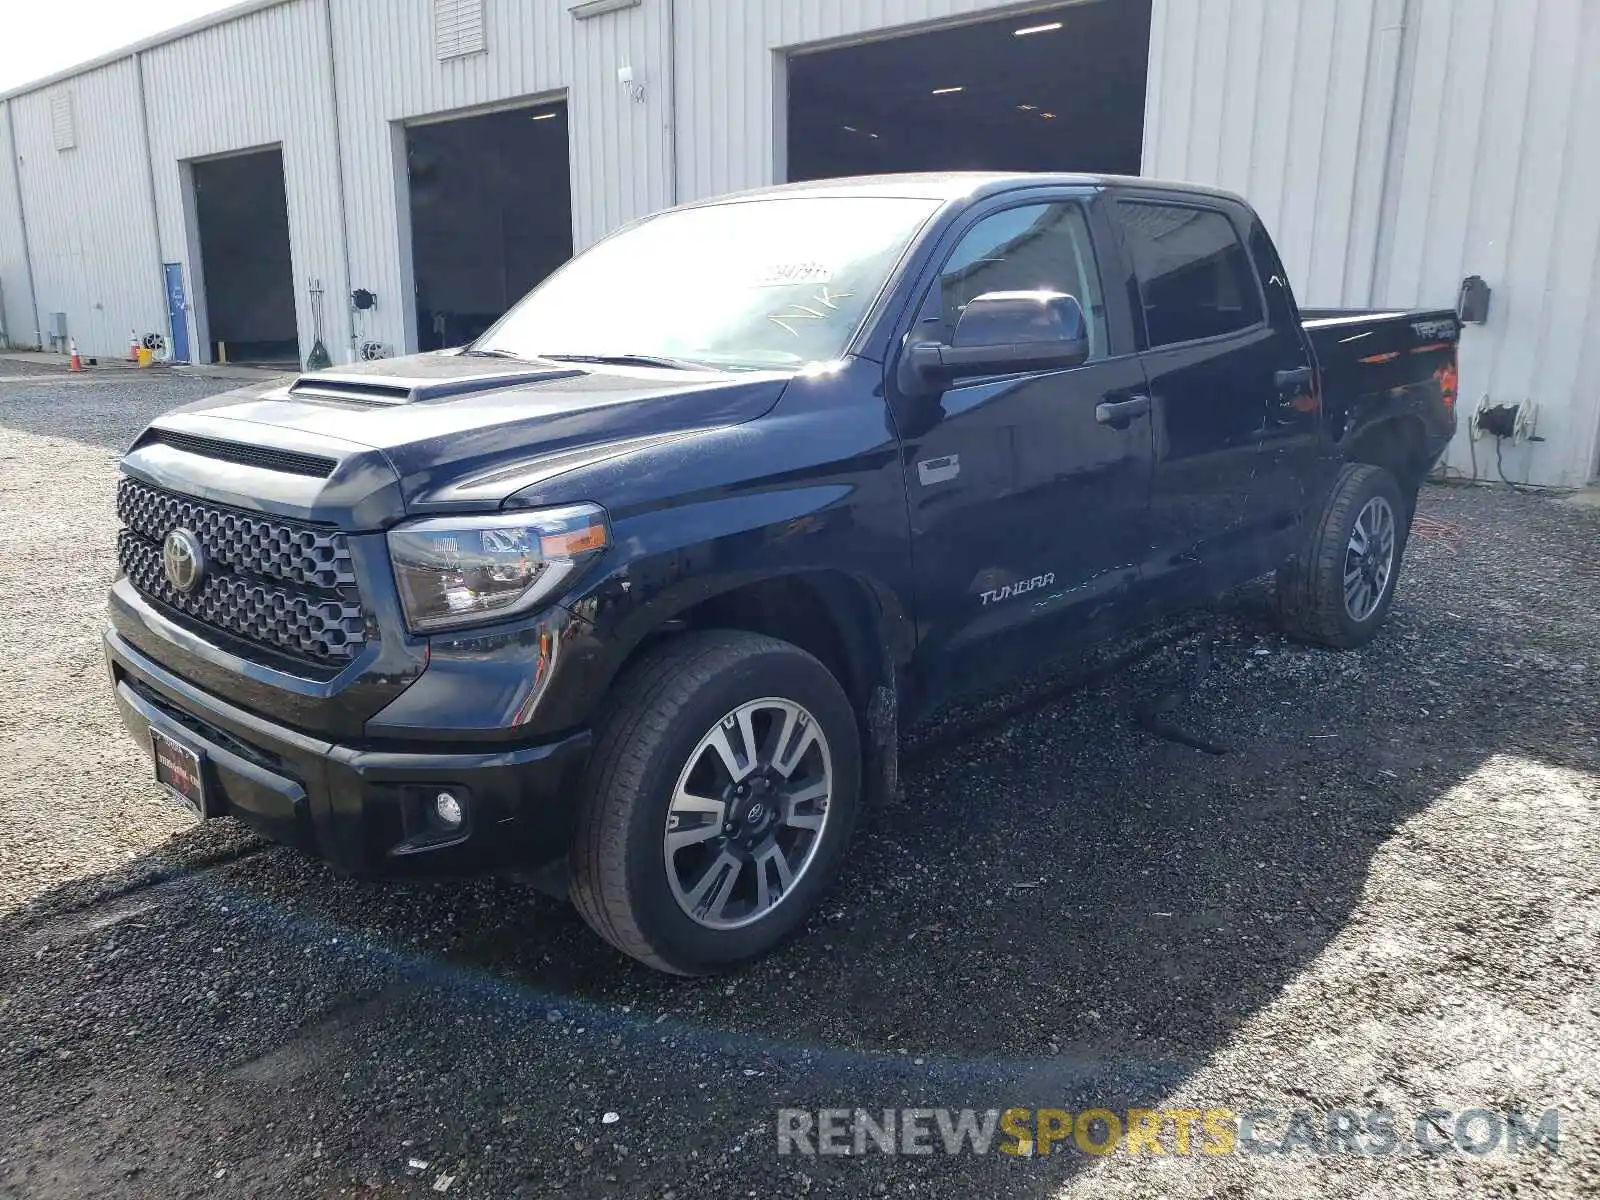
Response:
[906, 290, 1090, 388]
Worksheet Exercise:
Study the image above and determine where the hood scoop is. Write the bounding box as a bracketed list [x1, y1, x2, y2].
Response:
[132, 427, 340, 478]
[287, 359, 584, 407]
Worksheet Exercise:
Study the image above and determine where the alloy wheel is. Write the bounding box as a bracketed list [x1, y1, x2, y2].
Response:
[1344, 495, 1396, 622]
[663, 697, 833, 930]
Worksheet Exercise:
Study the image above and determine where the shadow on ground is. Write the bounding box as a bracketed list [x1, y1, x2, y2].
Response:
[2, 486, 1597, 1197]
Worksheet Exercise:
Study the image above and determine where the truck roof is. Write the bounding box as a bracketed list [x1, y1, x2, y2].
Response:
[682, 171, 1249, 209]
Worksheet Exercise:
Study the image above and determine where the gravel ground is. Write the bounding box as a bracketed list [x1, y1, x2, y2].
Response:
[1, 369, 1596, 1199]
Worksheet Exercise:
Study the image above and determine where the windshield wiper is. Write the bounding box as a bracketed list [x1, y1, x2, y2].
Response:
[538, 352, 702, 371]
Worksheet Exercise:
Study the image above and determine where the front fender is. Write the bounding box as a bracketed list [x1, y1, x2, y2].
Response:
[507, 364, 918, 736]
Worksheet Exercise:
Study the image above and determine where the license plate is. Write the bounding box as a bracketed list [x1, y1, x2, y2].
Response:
[150, 728, 207, 821]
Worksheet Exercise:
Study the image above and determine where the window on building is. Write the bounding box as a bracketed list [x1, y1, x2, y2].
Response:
[914, 202, 1108, 361]
[1118, 202, 1262, 347]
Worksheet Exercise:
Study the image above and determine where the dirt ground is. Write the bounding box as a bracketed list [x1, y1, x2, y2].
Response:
[1, 365, 1596, 1198]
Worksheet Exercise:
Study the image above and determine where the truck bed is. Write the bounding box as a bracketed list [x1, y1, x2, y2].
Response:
[1301, 306, 1460, 460]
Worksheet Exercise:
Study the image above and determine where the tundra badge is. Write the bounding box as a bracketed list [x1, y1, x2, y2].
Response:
[980, 574, 1056, 606]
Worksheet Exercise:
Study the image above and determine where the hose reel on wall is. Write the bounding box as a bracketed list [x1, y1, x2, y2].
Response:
[351, 288, 388, 360]
[1469, 396, 1538, 445]
[1468, 395, 1543, 490]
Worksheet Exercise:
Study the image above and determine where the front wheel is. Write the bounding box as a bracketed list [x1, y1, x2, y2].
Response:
[1275, 463, 1411, 649]
[569, 631, 861, 974]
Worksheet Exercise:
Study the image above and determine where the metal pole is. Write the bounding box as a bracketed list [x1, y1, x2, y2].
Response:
[4, 100, 41, 349]
[1368, 0, 1413, 307]
[666, 0, 679, 206]
[322, 0, 356, 362]
[134, 53, 169, 348]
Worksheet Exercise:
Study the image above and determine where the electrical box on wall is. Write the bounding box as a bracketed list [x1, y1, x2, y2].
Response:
[1457, 275, 1491, 324]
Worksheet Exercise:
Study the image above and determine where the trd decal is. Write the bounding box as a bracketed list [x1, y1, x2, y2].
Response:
[1411, 318, 1457, 341]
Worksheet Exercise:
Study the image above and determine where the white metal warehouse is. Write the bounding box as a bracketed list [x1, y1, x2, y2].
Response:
[0, 0, 1596, 488]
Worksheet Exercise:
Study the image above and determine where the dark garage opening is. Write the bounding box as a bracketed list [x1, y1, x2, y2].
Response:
[192, 148, 298, 365]
[406, 101, 574, 351]
[787, 1, 1152, 182]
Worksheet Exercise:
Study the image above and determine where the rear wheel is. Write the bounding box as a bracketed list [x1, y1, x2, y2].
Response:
[569, 631, 860, 974]
[1275, 463, 1410, 649]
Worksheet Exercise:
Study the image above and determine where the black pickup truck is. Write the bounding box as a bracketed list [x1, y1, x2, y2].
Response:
[107, 173, 1458, 973]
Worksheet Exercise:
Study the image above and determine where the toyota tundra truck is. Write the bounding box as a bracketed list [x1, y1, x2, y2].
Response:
[107, 173, 1459, 973]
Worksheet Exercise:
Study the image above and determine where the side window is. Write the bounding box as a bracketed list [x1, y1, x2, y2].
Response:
[914, 202, 1109, 362]
[1248, 221, 1298, 328]
[1118, 202, 1263, 347]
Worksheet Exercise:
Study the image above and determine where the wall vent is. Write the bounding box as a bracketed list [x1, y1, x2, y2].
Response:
[50, 91, 76, 151]
[434, 0, 486, 60]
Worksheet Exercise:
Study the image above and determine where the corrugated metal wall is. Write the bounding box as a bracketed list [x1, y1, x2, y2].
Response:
[0, 0, 1594, 484]
[672, 0, 1064, 201]
[0, 104, 34, 346]
[142, 0, 350, 365]
[1145, 0, 1600, 488]
[328, 0, 673, 356]
[3, 60, 165, 355]
[1144, 0, 1400, 307]
[1386, 0, 1600, 491]
[328, 0, 571, 358]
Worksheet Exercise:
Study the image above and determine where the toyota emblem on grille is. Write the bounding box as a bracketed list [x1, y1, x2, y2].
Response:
[162, 528, 205, 593]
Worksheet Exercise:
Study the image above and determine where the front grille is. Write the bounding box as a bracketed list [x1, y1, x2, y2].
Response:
[116, 477, 368, 666]
[119, 478, 356, 590]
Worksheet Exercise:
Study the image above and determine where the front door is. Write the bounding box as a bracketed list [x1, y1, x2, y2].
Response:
[889, 195, 1153, 704]
[163, 263, 192, 363]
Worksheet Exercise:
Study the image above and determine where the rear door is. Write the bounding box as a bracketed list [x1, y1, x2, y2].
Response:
[1113, 193, 1308, 607]
[887, 189, 1153, 704]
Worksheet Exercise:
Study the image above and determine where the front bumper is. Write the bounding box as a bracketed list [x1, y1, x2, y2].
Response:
[105, 627, 591, 875]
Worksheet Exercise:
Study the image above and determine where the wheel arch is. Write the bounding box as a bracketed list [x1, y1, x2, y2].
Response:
[615, 569, 906, 715]
[563, 567, 908, 813]
[1344, 414, 1431, 491]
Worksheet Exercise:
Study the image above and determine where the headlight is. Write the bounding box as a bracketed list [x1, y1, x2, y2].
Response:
[387, 504, 610, 633]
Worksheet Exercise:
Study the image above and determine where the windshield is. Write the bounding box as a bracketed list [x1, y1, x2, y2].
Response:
[471, 195, 941, 370]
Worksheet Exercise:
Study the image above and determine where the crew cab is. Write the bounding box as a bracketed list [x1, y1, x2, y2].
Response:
[106, 173, 1459, 973]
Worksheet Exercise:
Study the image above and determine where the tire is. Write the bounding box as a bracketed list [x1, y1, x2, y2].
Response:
[1275, 463, 1411, 649]
[569, 630, 861, 974]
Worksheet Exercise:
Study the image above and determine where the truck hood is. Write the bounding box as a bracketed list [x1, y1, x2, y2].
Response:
[125, 351, 791, 529]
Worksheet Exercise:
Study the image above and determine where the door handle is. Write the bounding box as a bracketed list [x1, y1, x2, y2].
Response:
[1274, 365, 1314, 391]
[1095, 395, 1152, 428]
[916, 454, 961, 486]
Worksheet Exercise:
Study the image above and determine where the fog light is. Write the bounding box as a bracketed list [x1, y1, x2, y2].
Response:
[434, 791, 465, 828]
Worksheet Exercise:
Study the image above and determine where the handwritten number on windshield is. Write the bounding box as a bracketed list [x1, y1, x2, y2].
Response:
[769, 287, 854, 337]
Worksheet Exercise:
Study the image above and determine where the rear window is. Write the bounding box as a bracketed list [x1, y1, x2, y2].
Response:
[1118, 202, 1262, 347]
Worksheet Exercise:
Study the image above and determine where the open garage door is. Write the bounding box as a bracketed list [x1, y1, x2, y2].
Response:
[787, 1, 1152, 181]
[406, 101, 574, 352]
[191, 148, 298, 365]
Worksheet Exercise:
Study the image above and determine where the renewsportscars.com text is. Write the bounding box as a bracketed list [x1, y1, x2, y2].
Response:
[776, 1106, 1561, 1158]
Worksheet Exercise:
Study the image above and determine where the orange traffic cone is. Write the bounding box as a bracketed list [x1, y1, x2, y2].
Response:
[68, 339, 83, 373]
[128, 330, 140, 362]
